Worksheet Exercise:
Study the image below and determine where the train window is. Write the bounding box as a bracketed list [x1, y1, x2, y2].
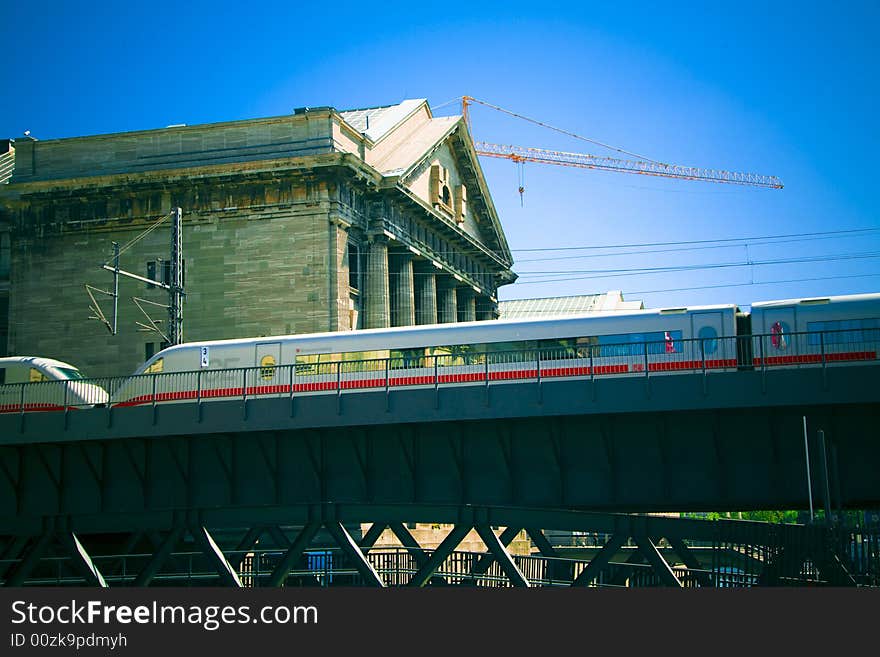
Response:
[594, 331, 683, 357]
[55, 367, 85, 380]
[0, 368, 5, 385]
[260, 355, 277, 380]
[29, 368, 49, 382]
[295, 351, 389, 374]
[770, 321, 790, 351]
[807, 319, 880, 346]
[698, 326, 718, 354]
[144, 358, 164, 374]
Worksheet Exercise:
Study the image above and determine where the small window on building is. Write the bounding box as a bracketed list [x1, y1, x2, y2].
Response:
[0, 232, 10, 278]
[348, 242, 360, 291]
[145, 342, 169, 362]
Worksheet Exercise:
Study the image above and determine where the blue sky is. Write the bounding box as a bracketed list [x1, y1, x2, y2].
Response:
[2, 1, 878, 310]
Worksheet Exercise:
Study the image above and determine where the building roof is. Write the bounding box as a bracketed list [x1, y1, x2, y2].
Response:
[339, 99, 426, 143]
[498, 291, 644, 318]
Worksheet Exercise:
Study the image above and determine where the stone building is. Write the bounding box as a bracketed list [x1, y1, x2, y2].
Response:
[0, 100, 516, 377]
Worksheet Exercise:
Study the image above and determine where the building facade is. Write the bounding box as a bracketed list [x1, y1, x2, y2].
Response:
[0, 100, 516, 377]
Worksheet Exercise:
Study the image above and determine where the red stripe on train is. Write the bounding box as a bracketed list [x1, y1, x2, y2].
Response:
[753, 351, 876, 366]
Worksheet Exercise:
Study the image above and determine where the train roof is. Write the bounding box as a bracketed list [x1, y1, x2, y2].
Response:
[0, 356, 83, 370]
[750, 292, 880, 309]
[154, 303, 739, 353]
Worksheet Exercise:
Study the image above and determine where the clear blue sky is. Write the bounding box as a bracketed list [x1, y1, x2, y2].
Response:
[3, 1, 878, 310]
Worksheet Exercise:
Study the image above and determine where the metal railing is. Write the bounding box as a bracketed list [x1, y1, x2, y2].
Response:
[0, 329, 876, 415]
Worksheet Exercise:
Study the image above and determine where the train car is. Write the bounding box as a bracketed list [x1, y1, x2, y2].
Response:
[749, 293, 880, 367]
[111, 304, 739, 406]
[0, 356, 109, 412]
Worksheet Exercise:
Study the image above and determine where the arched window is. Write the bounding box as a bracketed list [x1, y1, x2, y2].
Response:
[698, 326, 718, 354]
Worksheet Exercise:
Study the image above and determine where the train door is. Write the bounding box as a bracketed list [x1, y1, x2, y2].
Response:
[255, 342, 282, 390]
[690, 311, 727, 369]
[759, 307, 796, 364]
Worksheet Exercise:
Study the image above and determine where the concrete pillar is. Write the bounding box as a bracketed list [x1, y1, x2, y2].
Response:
[415, 262, 438, 325]
[437, 277, 458, 324]
[365, 237, 390, 329]
[391, 252, 415, 327]
[457, 287, 477, 323]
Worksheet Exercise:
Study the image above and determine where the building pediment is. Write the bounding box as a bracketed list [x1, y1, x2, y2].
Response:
[337, 101, 511, 268]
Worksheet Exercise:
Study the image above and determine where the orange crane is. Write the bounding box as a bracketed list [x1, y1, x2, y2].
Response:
[461, 96, 784, 197]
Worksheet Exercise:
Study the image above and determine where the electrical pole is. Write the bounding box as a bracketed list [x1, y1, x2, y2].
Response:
[112, 241, 120, 335]
[169, 206, 184, 345]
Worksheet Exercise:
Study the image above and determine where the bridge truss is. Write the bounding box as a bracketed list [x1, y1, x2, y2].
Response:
[1, 504, 876, 588]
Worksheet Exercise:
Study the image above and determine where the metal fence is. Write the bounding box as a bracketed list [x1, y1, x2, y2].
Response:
[1, 329, 877, 414]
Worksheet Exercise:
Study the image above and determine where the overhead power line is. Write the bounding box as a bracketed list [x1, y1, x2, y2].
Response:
[509, 227, 880, 253]
[625, 272, 880, 297]
[514, 251, 880, 284]
[515, 232, 880, 263]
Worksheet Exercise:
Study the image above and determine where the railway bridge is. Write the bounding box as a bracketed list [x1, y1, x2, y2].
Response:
[0, 360, 878, 587]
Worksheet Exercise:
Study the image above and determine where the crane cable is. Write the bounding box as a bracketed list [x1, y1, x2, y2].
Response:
[463, 96, 664, 164]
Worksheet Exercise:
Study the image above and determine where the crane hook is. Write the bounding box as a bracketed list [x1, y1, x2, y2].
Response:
[517, 161, 525, 207]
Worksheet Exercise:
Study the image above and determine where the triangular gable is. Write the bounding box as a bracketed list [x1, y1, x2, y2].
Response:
[336, 99, 512, 267]
[387, 120, 512, 266]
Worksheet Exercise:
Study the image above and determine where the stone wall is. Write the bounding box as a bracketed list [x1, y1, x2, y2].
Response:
[7, 178, 346, 378]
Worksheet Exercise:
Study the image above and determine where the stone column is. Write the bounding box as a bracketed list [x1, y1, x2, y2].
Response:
[391, 252, 415, 327]
[365, 237, 390, 329]
[415, 262, 438, 325]
[437, 277, 458, 324]
[457, 287, 477, 323]
[476, 296, 498, 321]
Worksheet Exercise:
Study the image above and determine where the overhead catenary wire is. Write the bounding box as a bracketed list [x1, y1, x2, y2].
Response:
[623, 272, 880, 298]
[515, 231, 880, 263]
[513, 251, 880, 283]
[387, 227, 880, 261]
[103, 211, 172, 265]
[509, 227, 880, 253]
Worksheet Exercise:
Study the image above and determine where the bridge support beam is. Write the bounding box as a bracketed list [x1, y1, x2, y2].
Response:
[635, 536, 682, 588]
[192, 526, 242, 588]
[474, 525, 530, 587]
[326, 522, 385, 587]
[359, 522, 388, 553]
[408, 524, 471, 587]
[61, 533, 108, 588]
[468, 526, 521, 581]
[5, 533, 53, 587]
[571, 534, 626, 587]
[133, 527, 184, 587]
[267, 522, 321, 587]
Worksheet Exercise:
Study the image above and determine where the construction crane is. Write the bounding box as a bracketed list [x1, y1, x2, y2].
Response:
[461, 96, 784, 197]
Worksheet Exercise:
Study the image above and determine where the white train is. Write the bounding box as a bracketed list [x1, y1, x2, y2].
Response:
[108, 292, 880, 407]
[0, 356, 109, 412]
